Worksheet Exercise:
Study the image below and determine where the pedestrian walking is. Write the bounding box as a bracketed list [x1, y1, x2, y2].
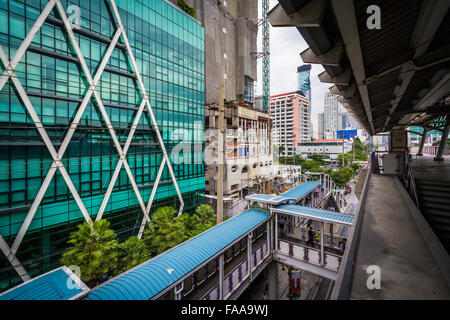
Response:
[339, 238, 347, 254]
[262, 292, 268, 300]
[307, 226, 314, 247]
[279, 215, 286, 235]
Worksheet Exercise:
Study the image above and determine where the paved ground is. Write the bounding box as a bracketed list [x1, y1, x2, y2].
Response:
[351, 174, 450, 299]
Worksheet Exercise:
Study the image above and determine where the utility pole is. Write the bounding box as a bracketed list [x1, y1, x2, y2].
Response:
[217, 83, 224, 225]
[353, 139, 355, 164]
[342, 138, 345, 168]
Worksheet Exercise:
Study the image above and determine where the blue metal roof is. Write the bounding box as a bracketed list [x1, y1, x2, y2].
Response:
[245, 194, 295, 204]
[87, 209, 271, 300]
[272, 204, 354, 225]
[0, 267, 89, 300]
[281, 181, 320, 201]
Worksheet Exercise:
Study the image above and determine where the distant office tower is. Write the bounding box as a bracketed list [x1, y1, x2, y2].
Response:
[297, 64, 312, 139]
[270, 91, 311, 155]
[323, 92, 339, 139]
[297, 64, 312, 102]
[318, 113, 324, 139]
[338, 111, 359, 130]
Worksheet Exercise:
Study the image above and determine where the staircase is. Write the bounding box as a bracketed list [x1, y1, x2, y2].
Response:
[415, 178, 450, 253]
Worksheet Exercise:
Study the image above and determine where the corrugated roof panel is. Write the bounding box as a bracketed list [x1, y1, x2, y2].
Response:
[281, 181, 320, 201]
[87, 209, 271, 300]
[0, 267, 89, 300]
[272, 204, 354, 225]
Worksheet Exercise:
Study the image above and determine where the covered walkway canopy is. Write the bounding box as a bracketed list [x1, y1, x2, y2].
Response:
[271, 204, 354, 226]
[0, 266, 89, 300]
[87, 209, 270, 300]
[245, 181, 320, 205]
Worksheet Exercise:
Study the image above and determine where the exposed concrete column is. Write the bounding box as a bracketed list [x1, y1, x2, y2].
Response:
[417, 128, 429, 156]
[218, 254, 224, 300]
[320, 221, 325, 267]
[247, 233, 253, 280]
[274, 212, 278, 249]
[267, 261, 279, 300]
[434, 118, 450, 161]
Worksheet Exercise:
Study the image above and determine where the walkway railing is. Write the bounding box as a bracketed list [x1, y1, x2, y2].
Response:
[278, 239, 342, 272]
[423, 146, 438, 156]
[331, 164, 372, 299]
[202, 241, 270, 300]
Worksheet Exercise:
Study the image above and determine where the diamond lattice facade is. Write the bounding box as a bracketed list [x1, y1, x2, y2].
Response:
[0, 0, 205, 291]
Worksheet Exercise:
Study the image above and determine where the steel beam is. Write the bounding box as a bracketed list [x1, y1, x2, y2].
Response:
[330, 0, 375, 135]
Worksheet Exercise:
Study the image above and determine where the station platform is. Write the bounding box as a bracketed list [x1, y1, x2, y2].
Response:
[350, 174, 450, 299]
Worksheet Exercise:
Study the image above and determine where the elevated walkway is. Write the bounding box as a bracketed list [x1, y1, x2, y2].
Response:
[350, 174, 450, 299]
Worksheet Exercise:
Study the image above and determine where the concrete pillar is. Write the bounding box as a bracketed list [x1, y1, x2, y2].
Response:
[417, 128, 429, 156]
[274, 213, 278, 249]
[218, 254, 224, 299]
[320, 221, 324, 267]
[267, 261, 279, 300]
[266, 221, 271, 252]
[247, 233, 253, 280]
[434, 119, 450, 161]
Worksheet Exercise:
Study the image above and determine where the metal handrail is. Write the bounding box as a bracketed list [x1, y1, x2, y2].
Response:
[405, 152, 420, 209]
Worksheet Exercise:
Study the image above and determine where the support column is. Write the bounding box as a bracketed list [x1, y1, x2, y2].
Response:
[417, 128, 429, 156]
[320, 221, 324, 267]
[266, 221, 271, 252]
[274, 213, 278, 249]
[267, 261, 279, 300]
[218, 254, 224, 300]
[434, 118, 450, 161]
[247, 233, 253, 280]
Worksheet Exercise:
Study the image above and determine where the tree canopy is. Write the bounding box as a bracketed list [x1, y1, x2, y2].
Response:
[60, 219, 119, 285]
[60, 203, 223, 286]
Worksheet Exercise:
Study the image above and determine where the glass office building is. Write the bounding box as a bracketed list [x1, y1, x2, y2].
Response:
[0, 0, 205, 291]
[297, 64, 311, 103]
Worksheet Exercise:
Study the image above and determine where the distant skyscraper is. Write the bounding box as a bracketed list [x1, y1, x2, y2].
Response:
[318, 113, 324, 139]
[297, 64, 312, 139]
[297, 64, 312, 102]
[323, 92, 339, 139]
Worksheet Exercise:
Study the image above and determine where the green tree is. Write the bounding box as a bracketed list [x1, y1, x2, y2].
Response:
[177, 0, 196, 17]
[302, 160, 323, 173]
[177, 212, 198, 238]
[115, 236, 150, 275]
[143, 206, 187, 255]
[329, 167, 354, 187]
[191, 204, 216, 236]
[307, 153, 327, 165]
[60, 219, 119, 286]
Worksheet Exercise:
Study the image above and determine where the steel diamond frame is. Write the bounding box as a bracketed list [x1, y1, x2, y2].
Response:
[0, 0, 185, 282]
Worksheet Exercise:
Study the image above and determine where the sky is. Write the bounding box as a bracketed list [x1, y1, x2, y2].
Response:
[256, 0, 332, 139]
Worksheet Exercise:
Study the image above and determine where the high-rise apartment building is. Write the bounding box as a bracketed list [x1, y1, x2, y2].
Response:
[270, 91, 311, 155]
[0, 0, 205, 291]
[323, 92, 339, 139]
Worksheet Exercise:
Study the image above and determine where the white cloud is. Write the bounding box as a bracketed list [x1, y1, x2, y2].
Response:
[256, 0, 331, 138]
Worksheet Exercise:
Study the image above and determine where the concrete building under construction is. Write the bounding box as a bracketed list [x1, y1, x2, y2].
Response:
[169, 0, 258, 105]
[205, 102, 273, 198]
